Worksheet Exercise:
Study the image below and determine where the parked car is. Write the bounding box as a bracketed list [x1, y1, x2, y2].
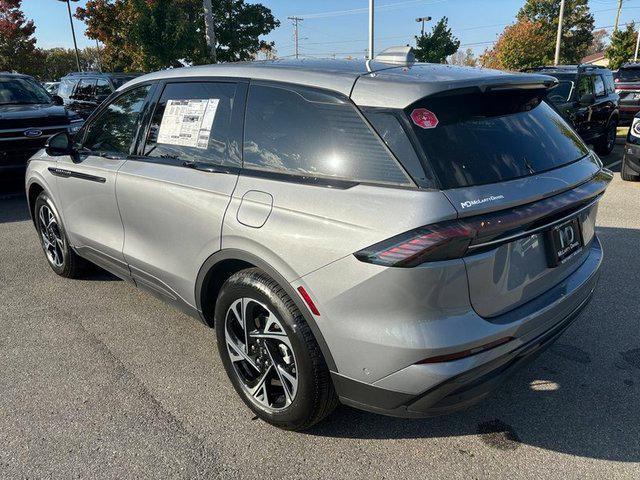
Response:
[57, 71, 141, 119]
[0, 72, 83, 175]
[527, 65, 619, 155]
[25, 50, 611, 430]
[42, 81, 60, 95]
[614, 63, 640, 124]
[621, 112, 640, 181]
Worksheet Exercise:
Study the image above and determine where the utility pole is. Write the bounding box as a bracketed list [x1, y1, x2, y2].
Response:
[614, 0, 623, 33]
[57, 0, 81, 72]
[554, 0, 565, 66]
[288, 16, 303, 60]
[203, 0, 217, 63]
[635, 27, 640, 61]
[368, 0, 374, 60]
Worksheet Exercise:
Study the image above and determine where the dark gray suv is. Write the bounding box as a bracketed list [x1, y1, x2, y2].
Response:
[26, 48, 611, 430]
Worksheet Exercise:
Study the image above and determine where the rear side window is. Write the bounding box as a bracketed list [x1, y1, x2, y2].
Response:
[603, 74, 615, 93]
[143, 82, 238, 167]
[243, 84, 412, 186]
[95, 78, 111, 96]
[407, 90, 589, 189]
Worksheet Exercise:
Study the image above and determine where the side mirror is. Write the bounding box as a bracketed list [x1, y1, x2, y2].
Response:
[45, 132, 73, 156]
[51, 95, 64, 106]
[579, 93, 595, 106]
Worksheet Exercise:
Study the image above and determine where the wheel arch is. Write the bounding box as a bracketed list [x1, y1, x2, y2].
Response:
[27, 181, 46, 227]
[195, 249, 337, 371]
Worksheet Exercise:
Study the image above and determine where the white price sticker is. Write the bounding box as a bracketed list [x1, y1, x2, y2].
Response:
[156, 98, 220, 149]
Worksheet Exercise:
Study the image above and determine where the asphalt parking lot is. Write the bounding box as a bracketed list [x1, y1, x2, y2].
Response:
[1, 142, 639, 479]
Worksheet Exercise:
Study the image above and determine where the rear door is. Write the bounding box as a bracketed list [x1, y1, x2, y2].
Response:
[54, 83, 153, 278]
[69, 78, 98, 118]
[574, 74, 597, 140]
[404, 87, 608, 318]
[116, 79, 244, 306]
[592, 74, 613, 132]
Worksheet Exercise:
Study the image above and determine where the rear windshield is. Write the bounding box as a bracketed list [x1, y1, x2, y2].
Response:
[406, 90, 589, 189]
[616, 68, 640, 83]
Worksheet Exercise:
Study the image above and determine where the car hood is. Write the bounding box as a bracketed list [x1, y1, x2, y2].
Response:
[0, 103, 72, 130]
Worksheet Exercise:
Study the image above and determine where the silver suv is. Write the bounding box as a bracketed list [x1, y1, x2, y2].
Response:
[26, 51, 611, 430]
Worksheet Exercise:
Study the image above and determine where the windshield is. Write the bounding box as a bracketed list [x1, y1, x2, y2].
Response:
[547, 80, 574, 104]
[0, 78, 52, 105]
[407, 89, 589, 189]
[616, 68, 640, 83]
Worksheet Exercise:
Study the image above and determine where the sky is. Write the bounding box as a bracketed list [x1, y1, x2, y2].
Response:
[22, 0, 640, 59]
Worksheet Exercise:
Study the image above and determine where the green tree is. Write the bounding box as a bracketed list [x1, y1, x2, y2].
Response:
[480, 21, 548, 70]
[0, 0, 38, 74]
[35, 47, 104, 81]
[606, 22, 637, 70]
[414, 17, 460, 63]
[517, 0, 594, 64]
[75, 0, 279, 72]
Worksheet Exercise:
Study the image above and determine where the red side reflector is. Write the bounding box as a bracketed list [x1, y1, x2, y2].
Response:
[416, 337, 513, 364]
[297, 286, 320, 316]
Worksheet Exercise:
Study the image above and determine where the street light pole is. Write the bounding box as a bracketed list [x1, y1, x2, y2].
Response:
[415, 16, 432, 38]
[57, 0, 81, 72]
[554, 0, 566, 66]
[368, 0, 374, 60]
[634, 27, 640, 62]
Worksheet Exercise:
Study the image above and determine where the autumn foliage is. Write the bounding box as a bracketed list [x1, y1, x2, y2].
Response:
[481, 21, 548, 71]
[0, 0, 37, 73]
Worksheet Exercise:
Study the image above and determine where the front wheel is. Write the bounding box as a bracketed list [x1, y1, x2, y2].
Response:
[214, 268, 337, 430]
[34, 191, 88, 278]
[594, 120, 618, 156]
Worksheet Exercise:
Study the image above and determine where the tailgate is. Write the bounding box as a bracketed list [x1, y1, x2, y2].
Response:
[445, 156, 609, 318]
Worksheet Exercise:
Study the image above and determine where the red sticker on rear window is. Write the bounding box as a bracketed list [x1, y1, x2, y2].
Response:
[410, 108, 439, 129]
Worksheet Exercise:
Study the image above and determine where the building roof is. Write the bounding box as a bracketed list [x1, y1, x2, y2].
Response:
[582, 52, 606, 64]
[126, 59, 557, 109]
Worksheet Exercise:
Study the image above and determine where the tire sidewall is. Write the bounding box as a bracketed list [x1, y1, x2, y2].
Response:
[34, 192, 70, 276]
[214, 272, 319, 428]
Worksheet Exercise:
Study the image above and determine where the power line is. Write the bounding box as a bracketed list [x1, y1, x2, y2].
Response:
[294, 0, 448, 20]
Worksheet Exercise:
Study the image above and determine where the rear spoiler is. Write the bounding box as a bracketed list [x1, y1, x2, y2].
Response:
[351, 68, 559, 108]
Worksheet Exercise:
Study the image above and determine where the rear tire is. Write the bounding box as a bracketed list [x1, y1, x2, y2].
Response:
[214, 268, 337, 430]
[621, 157, 640, 181]
[34, 191, 88, 278]
[594, 120, 618, 156]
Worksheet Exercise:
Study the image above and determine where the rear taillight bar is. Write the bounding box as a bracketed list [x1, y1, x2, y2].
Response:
[354, 171, 611, 268]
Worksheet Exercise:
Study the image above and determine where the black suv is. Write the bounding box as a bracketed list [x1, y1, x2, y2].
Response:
[528, 65, 619, 155]
[613, 63, 640, 124]
[0, 72, 83, 174]
[57, 71, 141, 119]
[621, 112, 640, 181]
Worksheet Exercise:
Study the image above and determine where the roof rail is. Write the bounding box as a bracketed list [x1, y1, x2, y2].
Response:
[374, 46, 415, 65]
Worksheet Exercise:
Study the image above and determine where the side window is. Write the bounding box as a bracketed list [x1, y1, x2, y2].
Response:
[243, 84, 412, 186]
[594, 75, 606, 97]
[58, 78, 76, 99]
[74, 78, 96, 99]
[95, 78, 112, 97]
[577, 75, 594, 98]
[364, 111, 432, 187]
[82, 84, 151, 155]
[143, 82, 238, 167]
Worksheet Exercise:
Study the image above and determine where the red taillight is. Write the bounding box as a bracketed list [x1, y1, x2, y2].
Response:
[353, 220, 475, 267]
[297, 286, 320, 316]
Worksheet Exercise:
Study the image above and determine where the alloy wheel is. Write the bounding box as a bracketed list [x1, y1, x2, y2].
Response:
[224, 297, 298, 411]
[38, 204, 64, 268]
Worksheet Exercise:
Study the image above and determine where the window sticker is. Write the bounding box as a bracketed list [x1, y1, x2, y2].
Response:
[157, 98, 220, 149]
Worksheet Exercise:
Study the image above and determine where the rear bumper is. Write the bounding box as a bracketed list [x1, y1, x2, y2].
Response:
[330, 236, 602, 418]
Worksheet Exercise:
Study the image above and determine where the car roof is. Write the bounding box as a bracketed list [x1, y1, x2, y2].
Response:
[125, 59, 557, 109]
[62, 71, 142, 79]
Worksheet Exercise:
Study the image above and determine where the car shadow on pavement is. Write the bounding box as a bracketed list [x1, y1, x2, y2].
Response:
[0, 193, 31, 223]
[306, 226, 640, 464]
